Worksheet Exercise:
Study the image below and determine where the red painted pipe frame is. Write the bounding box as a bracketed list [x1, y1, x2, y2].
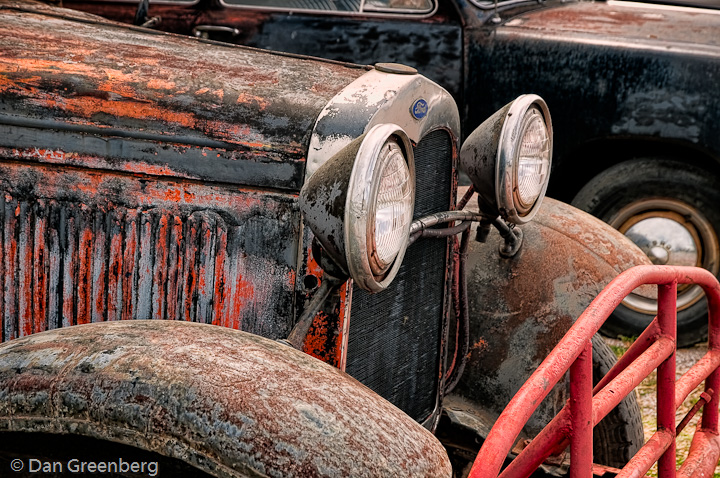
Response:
[468, 265, 720, 478]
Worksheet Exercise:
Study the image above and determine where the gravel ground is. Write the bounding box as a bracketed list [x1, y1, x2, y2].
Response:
[605, 338, 720, 477]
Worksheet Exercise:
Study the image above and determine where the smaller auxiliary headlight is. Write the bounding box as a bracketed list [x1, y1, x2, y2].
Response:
[460, 94, 552, 224]
[299, 124, 415, 293]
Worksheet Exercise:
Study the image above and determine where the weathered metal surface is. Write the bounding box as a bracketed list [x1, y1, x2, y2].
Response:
[678, 430, 720, 478]
[300, 244, 351, 369]
[60, 0, 720, 203]
[569, 340, 593, 478]
[464, 0, 720, 198]
[450, 196, 651, 435]
[0, 160, 301, 343]
[0, 0, 464, 434]
[0, 1, 373, 345]
[62, 0, 465, 107]
[469, 265, 720, 478]
[499, 2, 720, 45]
[0, 1, 368, 191]
[0, 320, 453, 477]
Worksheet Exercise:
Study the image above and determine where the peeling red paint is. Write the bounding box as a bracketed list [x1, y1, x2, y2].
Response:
[237, 92, 269, 110]
[122, 163, 180, 177]
[0, 158, 299, 334]
[32, 204, 47, 334]
[212, 225, 228, 328]
[0, 2, 364, 190]
[301, 247, 350, 369]
[77, 224, 93, 325]
[91, 210, 107, 324]
[153, 215, 169, 321]
[147, 78, 176, 90]
[166, 216, 183, 323]
[51, 94, 199, 129]
[121, 210, 138, 321]
[107, 214, 123, 322]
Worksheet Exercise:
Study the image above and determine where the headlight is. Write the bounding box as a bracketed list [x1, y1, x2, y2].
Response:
[460, 95, 552, 224]
[369, 139, 414, 275]
[300, 124, 415, 292]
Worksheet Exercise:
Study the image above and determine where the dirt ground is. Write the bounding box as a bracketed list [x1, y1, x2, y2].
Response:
[605, 338, 720, 477]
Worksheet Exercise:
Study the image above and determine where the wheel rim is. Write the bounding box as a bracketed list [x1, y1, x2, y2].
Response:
[610, 198, 720, 315]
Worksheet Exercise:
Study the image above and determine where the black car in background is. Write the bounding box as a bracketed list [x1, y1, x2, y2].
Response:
[66, 0, 720, 345]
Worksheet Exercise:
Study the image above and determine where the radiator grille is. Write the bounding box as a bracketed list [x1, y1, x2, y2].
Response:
[345, 129, 453, 422]
[0, 164, 299, 343]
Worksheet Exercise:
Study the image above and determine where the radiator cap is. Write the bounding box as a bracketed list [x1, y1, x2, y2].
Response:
[375, 63, 418, 75]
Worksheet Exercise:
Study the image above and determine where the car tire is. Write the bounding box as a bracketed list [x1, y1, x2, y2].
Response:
[592, 335, 644, 468]
[572, 158, 720, 347]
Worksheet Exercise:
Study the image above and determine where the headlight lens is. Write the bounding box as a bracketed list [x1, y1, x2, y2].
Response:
[371, 140, 413, 275]
[515, 107, 551, 213]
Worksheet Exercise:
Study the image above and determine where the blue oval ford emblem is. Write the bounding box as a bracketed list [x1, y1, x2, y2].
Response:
[411, 99, 428, 120]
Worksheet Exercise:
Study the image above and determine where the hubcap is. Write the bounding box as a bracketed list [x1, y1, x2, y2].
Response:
[610, 199, 719, 315]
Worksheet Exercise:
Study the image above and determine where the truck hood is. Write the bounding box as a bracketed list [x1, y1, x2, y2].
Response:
[0, 1, 368, 191]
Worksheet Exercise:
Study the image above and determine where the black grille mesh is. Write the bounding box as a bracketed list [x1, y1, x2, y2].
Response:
[346, 130, 453, 422]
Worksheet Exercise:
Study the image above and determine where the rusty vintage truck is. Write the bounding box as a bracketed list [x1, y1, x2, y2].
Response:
[1, 2, 719, 478]
[64, 0, 720, 348]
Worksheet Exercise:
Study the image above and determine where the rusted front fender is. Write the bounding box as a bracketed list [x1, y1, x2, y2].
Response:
[0, 321, 451, 478]
[446, 198, 651, 437]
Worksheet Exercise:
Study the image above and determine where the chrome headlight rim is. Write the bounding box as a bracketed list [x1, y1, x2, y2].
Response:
[345, 123, 415, 293]
[496, 95, 553, 224]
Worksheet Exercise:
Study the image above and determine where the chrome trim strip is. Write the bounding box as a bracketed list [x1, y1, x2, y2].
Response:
[218, 0, 437, 17]
[82, 0, 200, 4]
[468, 0, 540, 11]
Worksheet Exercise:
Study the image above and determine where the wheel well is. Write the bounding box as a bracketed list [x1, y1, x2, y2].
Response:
[0, 432, 214, 476]
[548, 139, 720, 203]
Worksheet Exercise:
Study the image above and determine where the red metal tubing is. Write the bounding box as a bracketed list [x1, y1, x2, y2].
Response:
[615, 428, 675, 478]
[592, 337, 675, 425]
[570, 340, 593, 478]
[675, 349, 720, 409]
[469, 265, 720, 478]
[593, 317, 661, 394]
[703, 359, 720, 434]
[497, 337, 675, 478]
[657, 282, 678, 478]
[497, 409, 571, 478]
[676, 391, 713, 436]
[677, 431, 720, 478]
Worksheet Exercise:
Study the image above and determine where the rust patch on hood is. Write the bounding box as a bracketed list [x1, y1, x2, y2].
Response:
[0, 1, 367, 166]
